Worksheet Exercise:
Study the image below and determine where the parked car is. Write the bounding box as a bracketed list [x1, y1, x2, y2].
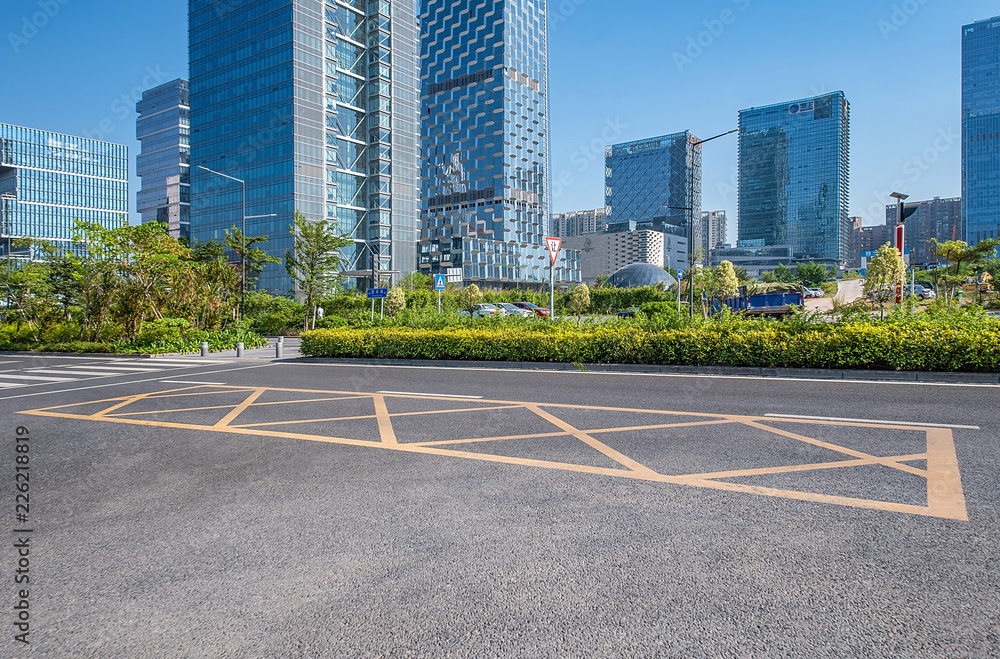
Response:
[459, 303, 504, 318]
[905, 285, 936, 300]
[496, 302, 533, 318]
[512, 301, 550, 318]
[808, 287, 825, 298]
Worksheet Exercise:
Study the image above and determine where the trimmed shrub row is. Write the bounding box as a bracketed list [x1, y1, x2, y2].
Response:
[300, 320, 1000, 373]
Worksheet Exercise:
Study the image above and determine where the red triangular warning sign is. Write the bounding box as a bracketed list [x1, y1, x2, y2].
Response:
[545, 237, 561, 265]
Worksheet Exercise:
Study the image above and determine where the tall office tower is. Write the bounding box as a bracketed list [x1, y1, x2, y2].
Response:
[604, 131, 698, 266]
[136, 79, 191, 240]
[189, 0, 420, 293]
[886, 197, 962, 268]
[738, 92, 850, 268]
[550, 208, 607, 238]
[699, 210, 727, 264]
[419, 0, 580, 286]
[0, 123, 127, 259]
[962, 17, 1000, 246]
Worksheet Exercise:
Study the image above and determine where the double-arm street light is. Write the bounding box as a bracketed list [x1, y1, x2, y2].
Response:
[661, 128, 737, 317]
[197, 165, 276, 321]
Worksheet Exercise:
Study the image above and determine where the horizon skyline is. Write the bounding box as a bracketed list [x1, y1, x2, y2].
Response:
[3, 0, 999, 242]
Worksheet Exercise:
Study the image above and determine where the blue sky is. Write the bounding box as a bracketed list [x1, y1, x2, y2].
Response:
[2, 0, 998, 237]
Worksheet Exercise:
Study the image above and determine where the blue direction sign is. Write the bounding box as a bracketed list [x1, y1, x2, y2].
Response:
[434, 274, 447, 291]
[677, 269, 684, 280]
[366, 288, 389, 299]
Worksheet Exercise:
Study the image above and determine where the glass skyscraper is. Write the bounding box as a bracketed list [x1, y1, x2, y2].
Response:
[962, 17, 1000, 245]
[604, 132, 697, 265]
[0, 123, 127, 259]
[419, 0, 580, 286]
[188, 0, 419, 293]
[136, 79, 191, 240]
[738, 92, 850, 267]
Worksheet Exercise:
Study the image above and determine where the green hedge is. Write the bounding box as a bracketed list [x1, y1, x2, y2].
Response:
[299, 315, 1000, 372]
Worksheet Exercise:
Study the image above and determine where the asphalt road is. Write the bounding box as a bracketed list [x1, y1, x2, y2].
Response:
[2, 359, 997, 657]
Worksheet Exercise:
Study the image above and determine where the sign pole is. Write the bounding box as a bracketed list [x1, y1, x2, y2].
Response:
[438, 290, 441, 314]
[371, 298, 375, 321]
[545, 237, 561, 320]
[380, 298, 384, 320]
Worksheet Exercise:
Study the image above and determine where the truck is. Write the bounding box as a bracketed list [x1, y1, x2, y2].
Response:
[715, 286, 804, 319]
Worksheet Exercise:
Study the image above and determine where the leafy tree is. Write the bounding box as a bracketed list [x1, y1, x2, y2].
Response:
[772, 263, 795, 283]
[399, 272, 432, 291]
[705, 260, 740, 306]
[732, 265, 749, 283]
[284, 211, 353, 331]
[225, 225, 281, 291]
[864, 243, 904, 318]
[796, 261, 827, 287]
[568, 283, 590, 323]
[929, 238, 1000, 302]
[385, 287, 406, 317]
[6, 238, 55, 338]
[459, 283, 482, 312]
[44, 249, 79, 323]
[594, 273, 611, 289]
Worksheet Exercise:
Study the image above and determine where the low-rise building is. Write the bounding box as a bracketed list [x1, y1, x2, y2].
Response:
[564, 229, 667, 285]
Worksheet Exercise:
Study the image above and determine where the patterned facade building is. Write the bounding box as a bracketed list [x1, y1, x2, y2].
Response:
[0, 123, 127, 259]
[189, 0, 420, 292]
[605, 131, 698, 268]
[136, 79, 190, 239]
[738, 92, 850, 268]
[418, 0, 579, 286]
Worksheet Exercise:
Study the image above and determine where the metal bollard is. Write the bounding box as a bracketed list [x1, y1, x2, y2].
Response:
[236, 342, 244, 358]
[275, 341, 283, 359]
[278, 335, 284, 344]
[200, 341, 209, 357]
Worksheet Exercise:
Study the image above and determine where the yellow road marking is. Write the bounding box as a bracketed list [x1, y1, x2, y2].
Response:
[924, 428, 968, 521]
[372, 395, 397, 445]
[525, 404, 659, 477]
[18, 385, 972, 520]
[739, 419, 927, 477]
[679, 453, 929, 481]
[213, 388, 266, 428]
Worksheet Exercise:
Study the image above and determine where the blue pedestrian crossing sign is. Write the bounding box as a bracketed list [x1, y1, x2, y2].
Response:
[434, 274, 447, 291]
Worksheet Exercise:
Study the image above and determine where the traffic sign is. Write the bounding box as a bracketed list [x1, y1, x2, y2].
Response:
[545, 236, 561, 265]
[677, 269, 684, 280]
[433, 274, 447, 290]
[366, 288, 388, 299]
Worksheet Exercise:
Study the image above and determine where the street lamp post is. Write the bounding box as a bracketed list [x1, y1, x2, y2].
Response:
[197, 166, 276, 321]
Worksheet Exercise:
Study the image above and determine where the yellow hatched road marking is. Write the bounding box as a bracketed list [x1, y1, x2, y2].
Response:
[18, 384, 972, 521]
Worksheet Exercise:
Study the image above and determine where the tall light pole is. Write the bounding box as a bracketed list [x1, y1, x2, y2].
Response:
[1, 192, 14, 321]
[197, 166, 274, 321]
[661, 128, 737, 317]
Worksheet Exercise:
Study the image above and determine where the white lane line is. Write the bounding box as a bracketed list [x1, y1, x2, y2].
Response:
[0, 374, 80, 382]
[28, 369, 127, 377]
[158, 380, 228, 385]
[0, 382, 24, 388]
[377, 390, 484, 399]
[763, 413, 980, 430]
[67, 365, 166, 372]
[138, 358, 232, 365]
[0, 363, 271, 401]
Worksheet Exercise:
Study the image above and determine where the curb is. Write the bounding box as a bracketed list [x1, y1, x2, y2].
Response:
[294, 357, 1000, 384]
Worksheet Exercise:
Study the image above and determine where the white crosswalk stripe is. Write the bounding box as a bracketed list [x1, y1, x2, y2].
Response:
[0, 374, 80, 382]
[0, 356, 236, 390]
